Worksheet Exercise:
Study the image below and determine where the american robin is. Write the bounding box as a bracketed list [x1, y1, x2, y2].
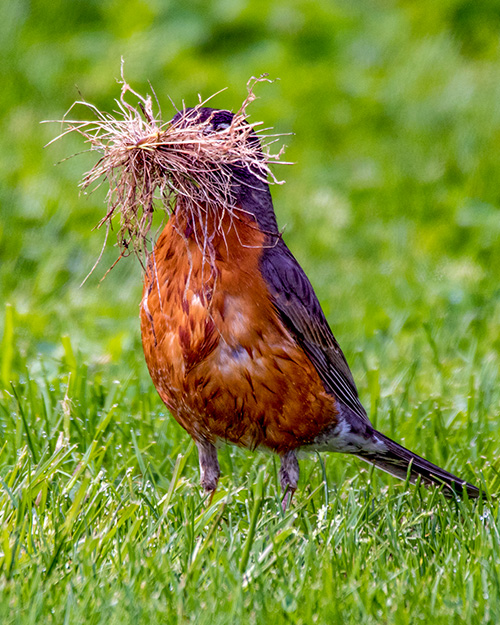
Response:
[139, 107, 481, 507]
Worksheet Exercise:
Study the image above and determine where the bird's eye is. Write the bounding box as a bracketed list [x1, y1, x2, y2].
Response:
[213, 121, 230, 132]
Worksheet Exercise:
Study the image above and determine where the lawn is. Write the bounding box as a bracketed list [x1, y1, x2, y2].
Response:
[1, 1, 500, 623]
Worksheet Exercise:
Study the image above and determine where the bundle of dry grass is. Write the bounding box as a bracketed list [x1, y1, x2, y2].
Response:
[49, 72, 288, 275]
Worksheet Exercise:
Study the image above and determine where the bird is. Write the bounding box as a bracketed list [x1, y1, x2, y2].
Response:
[139, 106, 481, 508]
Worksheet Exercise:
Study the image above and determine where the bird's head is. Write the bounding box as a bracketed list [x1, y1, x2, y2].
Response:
[168, 106, 265, 179]
[170, 107, 234, 132]
[164, 105, 279, 232]
[59, 88, 286, 265]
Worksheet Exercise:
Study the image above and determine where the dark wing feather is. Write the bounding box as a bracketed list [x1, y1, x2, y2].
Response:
[260, 239, 369, 422]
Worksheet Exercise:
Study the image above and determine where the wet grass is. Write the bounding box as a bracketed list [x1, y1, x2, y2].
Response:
[0, 322, 499, 623]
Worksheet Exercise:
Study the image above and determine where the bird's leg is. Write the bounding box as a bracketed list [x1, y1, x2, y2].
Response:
[279, 450, 299, 512]
[196, 440, 220, 502]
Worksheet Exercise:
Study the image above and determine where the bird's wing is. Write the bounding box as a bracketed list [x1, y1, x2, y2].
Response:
[260, 239, 368, 421]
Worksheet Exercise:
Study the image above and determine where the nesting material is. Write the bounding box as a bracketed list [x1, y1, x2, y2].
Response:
[50, 74, 288, 273]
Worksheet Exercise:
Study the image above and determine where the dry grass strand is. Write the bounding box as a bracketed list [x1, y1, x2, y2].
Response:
[48, 71, 289, 274]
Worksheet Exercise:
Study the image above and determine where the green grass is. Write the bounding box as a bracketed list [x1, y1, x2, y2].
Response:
[0, 344, 498, 624]
[2, 0, 500, 623]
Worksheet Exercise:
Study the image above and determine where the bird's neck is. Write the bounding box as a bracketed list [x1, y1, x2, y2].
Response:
[232, 172, 280, 238]
[173, 176, 280, 244]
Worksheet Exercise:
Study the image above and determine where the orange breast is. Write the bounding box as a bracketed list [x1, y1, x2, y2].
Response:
[140, 210, 337, 454]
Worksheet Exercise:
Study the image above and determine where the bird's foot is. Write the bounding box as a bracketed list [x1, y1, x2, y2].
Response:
[279, 450, 299, 512]
[196, 440, 220, 499]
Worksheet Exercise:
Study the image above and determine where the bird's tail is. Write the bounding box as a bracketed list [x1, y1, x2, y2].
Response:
[356, 431, 481, 499]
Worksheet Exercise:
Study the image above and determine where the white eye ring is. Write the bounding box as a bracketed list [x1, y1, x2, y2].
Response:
[213, 122, 230, 131]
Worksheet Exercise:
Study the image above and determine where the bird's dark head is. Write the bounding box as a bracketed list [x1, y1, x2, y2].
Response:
[168, 106, 278, 233]
[170, 107, 262, 159]
[171, 107, 234, 132]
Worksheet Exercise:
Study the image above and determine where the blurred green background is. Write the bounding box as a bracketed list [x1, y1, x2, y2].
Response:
[3, 0, 500, 378]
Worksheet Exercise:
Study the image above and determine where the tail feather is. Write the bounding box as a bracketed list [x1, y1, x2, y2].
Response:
[357, 432, 481, 499]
